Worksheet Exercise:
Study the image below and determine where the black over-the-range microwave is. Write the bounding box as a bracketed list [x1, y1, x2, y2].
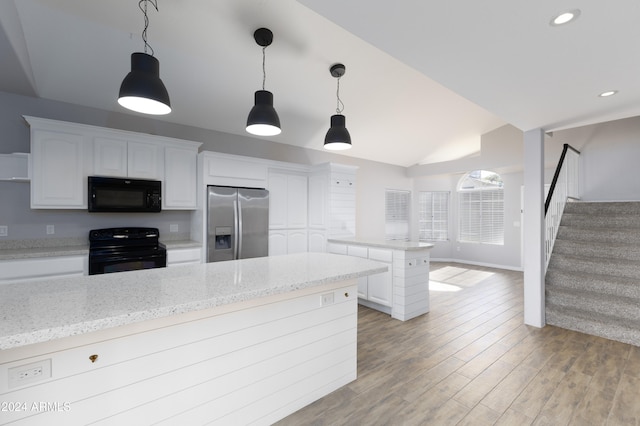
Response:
[88, 176, 162, 213]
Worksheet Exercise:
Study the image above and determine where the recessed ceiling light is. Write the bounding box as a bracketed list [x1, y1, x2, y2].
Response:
[598, 90, 618, 98]
[550, 9, 581, 26]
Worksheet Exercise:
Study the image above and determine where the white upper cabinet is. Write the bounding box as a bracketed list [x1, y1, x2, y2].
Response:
[163, 146, 197, 209]
[30, 127, 88, 208]
[93, 137, 163, 179]
[24, 116, 201, 210]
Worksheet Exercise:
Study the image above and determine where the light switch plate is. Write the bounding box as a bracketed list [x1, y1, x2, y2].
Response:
[0, 225, 7, 237]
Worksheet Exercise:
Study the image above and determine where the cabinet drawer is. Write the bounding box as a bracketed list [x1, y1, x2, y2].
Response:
[327, 243, 347, 255]
[347, 245, 368, 258]
[368, 248, 392, 263]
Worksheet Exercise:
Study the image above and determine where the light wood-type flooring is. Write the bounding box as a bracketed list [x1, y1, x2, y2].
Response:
[276, 262, 640, 426]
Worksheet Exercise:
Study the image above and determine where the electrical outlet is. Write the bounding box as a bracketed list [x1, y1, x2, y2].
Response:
[0, 225, 7, 237]
[8, 359, 52, 388]
[321, 293, 334, 306]
[46, 225, 55, 235]
[169, 224, 179, 233]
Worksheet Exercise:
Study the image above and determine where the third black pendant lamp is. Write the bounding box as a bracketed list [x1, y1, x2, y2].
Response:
[118, 0, 171, 115]
[324, 63, 351, 150]
[246, 28, 281, 136]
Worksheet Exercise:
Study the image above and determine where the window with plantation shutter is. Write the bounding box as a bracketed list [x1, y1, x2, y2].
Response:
[385, 189, 410, 241]
[418, 191, 449, 241]
[458, 170, 504, 245]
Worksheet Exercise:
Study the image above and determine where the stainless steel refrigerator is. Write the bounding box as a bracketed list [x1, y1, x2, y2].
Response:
[206, 186, 269, 262]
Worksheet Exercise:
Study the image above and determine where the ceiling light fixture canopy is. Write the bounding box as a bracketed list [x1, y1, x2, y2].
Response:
[118, 0, 171, 115]
[246, 28, 281, 136]
[324, 63, 351, 150]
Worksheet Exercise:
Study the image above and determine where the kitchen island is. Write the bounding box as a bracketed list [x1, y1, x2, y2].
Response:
[328, 238, 434, 321]
[0, 253, 386, 425]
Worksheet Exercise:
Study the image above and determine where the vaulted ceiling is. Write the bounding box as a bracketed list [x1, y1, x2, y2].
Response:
[1, 1, 638, 167]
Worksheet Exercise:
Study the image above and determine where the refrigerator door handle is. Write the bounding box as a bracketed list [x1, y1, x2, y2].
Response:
[236, 197, 243, 259]
[233, 198, 240, 259]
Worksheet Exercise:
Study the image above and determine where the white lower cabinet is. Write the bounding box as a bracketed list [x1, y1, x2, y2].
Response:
[329, 244, 393, 309]
[0, 255, 86, 283]
[166, 247, 202, 266]
[328, 241, 431, 320]
[269, 230, 308, 256]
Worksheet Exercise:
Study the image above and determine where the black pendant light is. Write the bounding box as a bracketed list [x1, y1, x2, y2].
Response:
[246, 28, 281, 136]
[118, 0, 171, 115]
[324, 63, 351, 150]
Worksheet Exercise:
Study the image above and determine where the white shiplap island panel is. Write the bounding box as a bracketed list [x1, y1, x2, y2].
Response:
[0, 253, 386, 425]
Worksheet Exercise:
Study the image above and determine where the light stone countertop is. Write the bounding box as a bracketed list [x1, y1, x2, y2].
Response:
[328, 238, 434, 251]
[0, 238, 201, 260]
[0, 253, 387, 350]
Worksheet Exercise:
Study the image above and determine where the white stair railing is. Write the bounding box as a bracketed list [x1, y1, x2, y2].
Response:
[544, 144, 580, 271]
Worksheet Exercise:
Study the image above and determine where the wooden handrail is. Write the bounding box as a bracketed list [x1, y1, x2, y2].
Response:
[544, 143, 580, 215]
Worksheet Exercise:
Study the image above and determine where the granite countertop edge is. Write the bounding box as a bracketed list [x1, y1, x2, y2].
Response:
[327, 238, 434, 251]
[0, 253, 386, 350]
[0, 239, 202, 260]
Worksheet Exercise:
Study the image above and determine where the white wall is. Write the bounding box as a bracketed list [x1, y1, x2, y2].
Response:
[551, 116, 640, 201]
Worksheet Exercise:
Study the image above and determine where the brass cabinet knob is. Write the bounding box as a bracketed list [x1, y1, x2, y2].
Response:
[89, 354, 98, 363]
[345, 292, 349, 298]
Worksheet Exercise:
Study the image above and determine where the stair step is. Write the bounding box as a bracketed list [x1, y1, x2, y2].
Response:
[546, 269, 640, 300]
[551, 239, 640, 262]
[546, 286, 640, 321]
[546, 304, 640, 347]
[556, 226, 640, 245]
[548, 253, 640, 280]
[560, 213, 640, 229]
[564, 201, 640, 215]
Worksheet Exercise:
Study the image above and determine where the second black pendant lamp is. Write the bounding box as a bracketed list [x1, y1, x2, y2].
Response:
[324, 63, 352, 150]
[118, 0, 171, 115]
[246, 28, 281, 136]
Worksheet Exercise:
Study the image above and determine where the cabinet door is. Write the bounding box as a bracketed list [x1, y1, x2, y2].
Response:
[93, 137, 127, 177]
[357, 277, 368, 299]
[268, 172, 288, 229]
[287, 174, 308, 228]
[287, 229, 308, 254]
[308, 173, 327, 228]
[367, 267, 393, 307]
[268, 230, 287, 256]
[31, 129, 86, 208]
[128, 141, 163, 179]
[164, 147, 197, 209]
[308, 229, 326, 253]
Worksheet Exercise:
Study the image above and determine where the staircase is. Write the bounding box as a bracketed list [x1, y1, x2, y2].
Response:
[545, 201, 640, 347]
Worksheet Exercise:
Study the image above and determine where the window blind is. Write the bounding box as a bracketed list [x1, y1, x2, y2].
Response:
[458, 189, 504, 244]
[418, 191, 449, 241]
[385, 189, 410, 241]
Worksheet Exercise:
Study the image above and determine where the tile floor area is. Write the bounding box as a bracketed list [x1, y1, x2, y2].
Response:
[276, 262, 640, 425]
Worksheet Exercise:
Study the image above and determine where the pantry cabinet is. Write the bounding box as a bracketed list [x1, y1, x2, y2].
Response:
[267, 170, 308, 255]
[24, 116, 201, 210]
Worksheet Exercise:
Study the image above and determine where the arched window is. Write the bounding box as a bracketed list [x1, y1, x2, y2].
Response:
[457, 170, 504, 245]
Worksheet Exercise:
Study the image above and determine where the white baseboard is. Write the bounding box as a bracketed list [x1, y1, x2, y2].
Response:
[430, 257, 523, 272]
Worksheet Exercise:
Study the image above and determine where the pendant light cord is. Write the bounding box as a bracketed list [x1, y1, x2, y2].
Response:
[261, 47, 267, 90]
[335, 77, 345, 114]
[138, 0, 159, 56]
